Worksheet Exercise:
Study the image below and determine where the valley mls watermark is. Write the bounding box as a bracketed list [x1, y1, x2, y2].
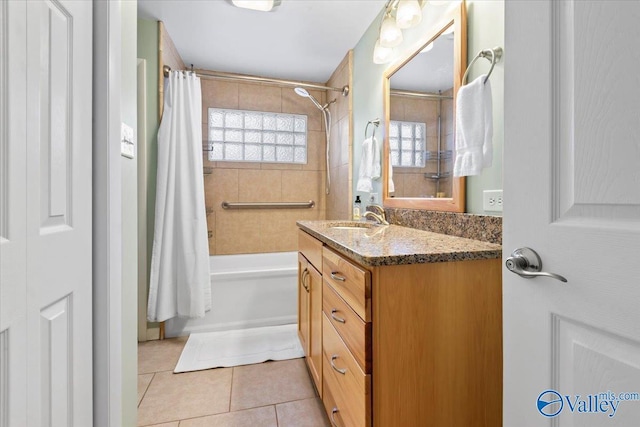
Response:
[537, 389, 640, 418]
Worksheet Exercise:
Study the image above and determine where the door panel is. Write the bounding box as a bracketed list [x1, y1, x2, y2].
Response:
[298, 254, 310, 354]
[26, 0, 93, 423]
[0, 0, 92, 425]
[36, 0, 73, 231]
[308, 263, 322, 395]
[0, 1, 28, 426]
[504, 1, 640, 426]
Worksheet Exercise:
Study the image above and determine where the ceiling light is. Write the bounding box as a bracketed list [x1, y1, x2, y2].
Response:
[380, 14, 403, 48]
[373, 39, 394, 64]
[420, 42, 434, 53]
[231, 0, 280, 12]
[396, 0, 422, 29]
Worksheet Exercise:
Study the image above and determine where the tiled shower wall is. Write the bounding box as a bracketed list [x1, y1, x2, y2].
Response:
[326, 52, 353, 220]
[389, 88, 454, 198]
[202, 79, 327, 255]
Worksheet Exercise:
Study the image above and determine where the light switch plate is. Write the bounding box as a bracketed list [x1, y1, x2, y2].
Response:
[483, 190, 503, 212]
[121, 123, 135, 159]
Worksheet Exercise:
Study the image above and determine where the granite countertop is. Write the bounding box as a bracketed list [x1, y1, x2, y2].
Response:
[297, 220, 502, 267]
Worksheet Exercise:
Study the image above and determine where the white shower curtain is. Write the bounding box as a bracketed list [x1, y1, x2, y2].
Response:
[147, 71, 211, 322]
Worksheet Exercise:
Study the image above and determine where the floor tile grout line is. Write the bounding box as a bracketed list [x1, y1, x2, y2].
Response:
[137, 373, 155, 409]
[165, 404, 277, 425]
[229, 366, 234, 413]
[232, 396, 321, 414]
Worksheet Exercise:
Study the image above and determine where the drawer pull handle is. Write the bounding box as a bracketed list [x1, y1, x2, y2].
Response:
[330, 407, 341, 427]
[330, 272, 346, 282]
[330, 309, 346, 323]
[330, 355, 347, 375]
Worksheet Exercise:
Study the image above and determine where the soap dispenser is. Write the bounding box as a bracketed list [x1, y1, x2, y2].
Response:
[353, 196, 362, 220]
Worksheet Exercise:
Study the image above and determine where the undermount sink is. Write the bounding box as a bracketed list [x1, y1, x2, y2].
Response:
[328, 221, 375, 230]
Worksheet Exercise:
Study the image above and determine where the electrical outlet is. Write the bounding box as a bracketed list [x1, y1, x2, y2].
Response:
[483, 190, 503, 212]
[369, 192, 378, 204]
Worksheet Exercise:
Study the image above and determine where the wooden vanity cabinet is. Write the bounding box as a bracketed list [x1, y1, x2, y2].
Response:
[297, 230, 323, 395]
[299, 228, 502, 427]
[322, 246, 372, 427]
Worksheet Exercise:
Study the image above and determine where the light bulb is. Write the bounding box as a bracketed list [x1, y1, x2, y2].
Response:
[231, 0, 275, 12]
[373, 39, 393, 64]
[396, 0, 422, 29]
[379, 15, 403, 48]
[420, 42, 434, 53]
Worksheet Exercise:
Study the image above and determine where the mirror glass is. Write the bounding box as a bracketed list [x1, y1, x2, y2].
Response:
[383, 5, 466, 211]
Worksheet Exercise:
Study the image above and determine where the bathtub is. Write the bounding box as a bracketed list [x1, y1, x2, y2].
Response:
[165, 251, 299, 338]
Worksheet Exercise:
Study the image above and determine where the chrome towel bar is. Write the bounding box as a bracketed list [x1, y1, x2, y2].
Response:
[462, 46, 503, 85]
[221, 201, 315, 210]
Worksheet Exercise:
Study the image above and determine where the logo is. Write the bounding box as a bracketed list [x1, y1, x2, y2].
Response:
[537, 390, 564, 417]
[536, 389, 640, 418]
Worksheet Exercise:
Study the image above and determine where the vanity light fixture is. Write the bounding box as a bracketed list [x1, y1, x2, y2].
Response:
[373, 0, 424, 63]
[373, 39, 394, 64]
[396, 0, 422, 29]
[420, 42, 434, 53]
[231, 0, 281, 12]
[380, 14, 404, 47]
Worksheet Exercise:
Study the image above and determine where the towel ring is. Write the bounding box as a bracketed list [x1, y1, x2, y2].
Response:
[365, 118, 380, 139]
[462, 46, 503, 85]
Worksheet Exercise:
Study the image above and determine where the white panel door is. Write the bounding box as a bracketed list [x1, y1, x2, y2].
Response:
[0, 0, 93, 425]
[0, 1, 28, 426]
[504, 1, 640, 426]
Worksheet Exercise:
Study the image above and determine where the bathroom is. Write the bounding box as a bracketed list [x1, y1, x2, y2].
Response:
[3, 0, 637, 426]
[132, 0, 640, 426]
[134, 1, 505, 425]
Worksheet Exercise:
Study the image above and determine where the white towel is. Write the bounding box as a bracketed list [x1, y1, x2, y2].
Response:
[388, 153, 395, 193]
[453, 74, 493, 177]
[356, 136, 381, 192]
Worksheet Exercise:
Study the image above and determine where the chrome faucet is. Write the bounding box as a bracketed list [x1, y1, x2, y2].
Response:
[364, 211, 389, 225]
[364, 205, 389, 225]
[368, 204, 388, 221]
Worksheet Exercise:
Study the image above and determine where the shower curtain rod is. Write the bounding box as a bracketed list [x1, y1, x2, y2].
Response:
[390, 89, 453, 100]
[163, 65, 350, 96]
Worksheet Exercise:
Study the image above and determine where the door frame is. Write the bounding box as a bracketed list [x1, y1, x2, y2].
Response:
[93, 1, 123, 425]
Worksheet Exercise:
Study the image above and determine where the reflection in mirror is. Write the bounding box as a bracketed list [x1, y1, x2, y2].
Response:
[383, 3, 466, 212]
[389, 28, 454, 198]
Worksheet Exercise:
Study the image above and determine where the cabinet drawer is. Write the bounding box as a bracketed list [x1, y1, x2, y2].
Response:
[323, 281, 371, 373]
[322, 314, 371, 427]
[322, 377, 344, 427]
[322, 247, 371, 322]
[299, 230, 323, 271]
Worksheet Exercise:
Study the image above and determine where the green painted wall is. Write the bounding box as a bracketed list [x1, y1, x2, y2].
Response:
[137, 19, 160, 338]
[352, 0, 504, 215]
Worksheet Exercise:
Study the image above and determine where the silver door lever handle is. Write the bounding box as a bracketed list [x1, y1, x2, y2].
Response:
[506, 247, 567, 283]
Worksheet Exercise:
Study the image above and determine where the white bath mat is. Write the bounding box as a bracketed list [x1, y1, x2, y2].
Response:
[174, 323, 304, 373]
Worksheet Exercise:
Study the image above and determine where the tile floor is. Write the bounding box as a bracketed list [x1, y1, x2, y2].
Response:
[138, 337, 330, 427]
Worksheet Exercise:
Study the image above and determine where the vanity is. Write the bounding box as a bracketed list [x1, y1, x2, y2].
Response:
[297, 220, 502, 427]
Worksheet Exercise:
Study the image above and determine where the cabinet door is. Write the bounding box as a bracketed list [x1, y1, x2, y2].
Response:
[308, 263, 323, 395]
[297, 253, 310, 355]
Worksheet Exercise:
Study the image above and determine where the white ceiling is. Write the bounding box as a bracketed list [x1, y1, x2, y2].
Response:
[137, 0, 387, 83]
[390, 30, 454, 93]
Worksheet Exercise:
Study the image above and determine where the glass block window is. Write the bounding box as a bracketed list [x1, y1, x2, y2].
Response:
[389, 120, 426, 168]
[208, 108, 307, 164]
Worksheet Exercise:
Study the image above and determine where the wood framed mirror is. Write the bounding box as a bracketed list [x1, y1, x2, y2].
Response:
[383, 3, 466, 212]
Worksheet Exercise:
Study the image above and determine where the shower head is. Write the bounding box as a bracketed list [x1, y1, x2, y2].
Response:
[294, 87, 324, 111]
[294, 87, 310, 97]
